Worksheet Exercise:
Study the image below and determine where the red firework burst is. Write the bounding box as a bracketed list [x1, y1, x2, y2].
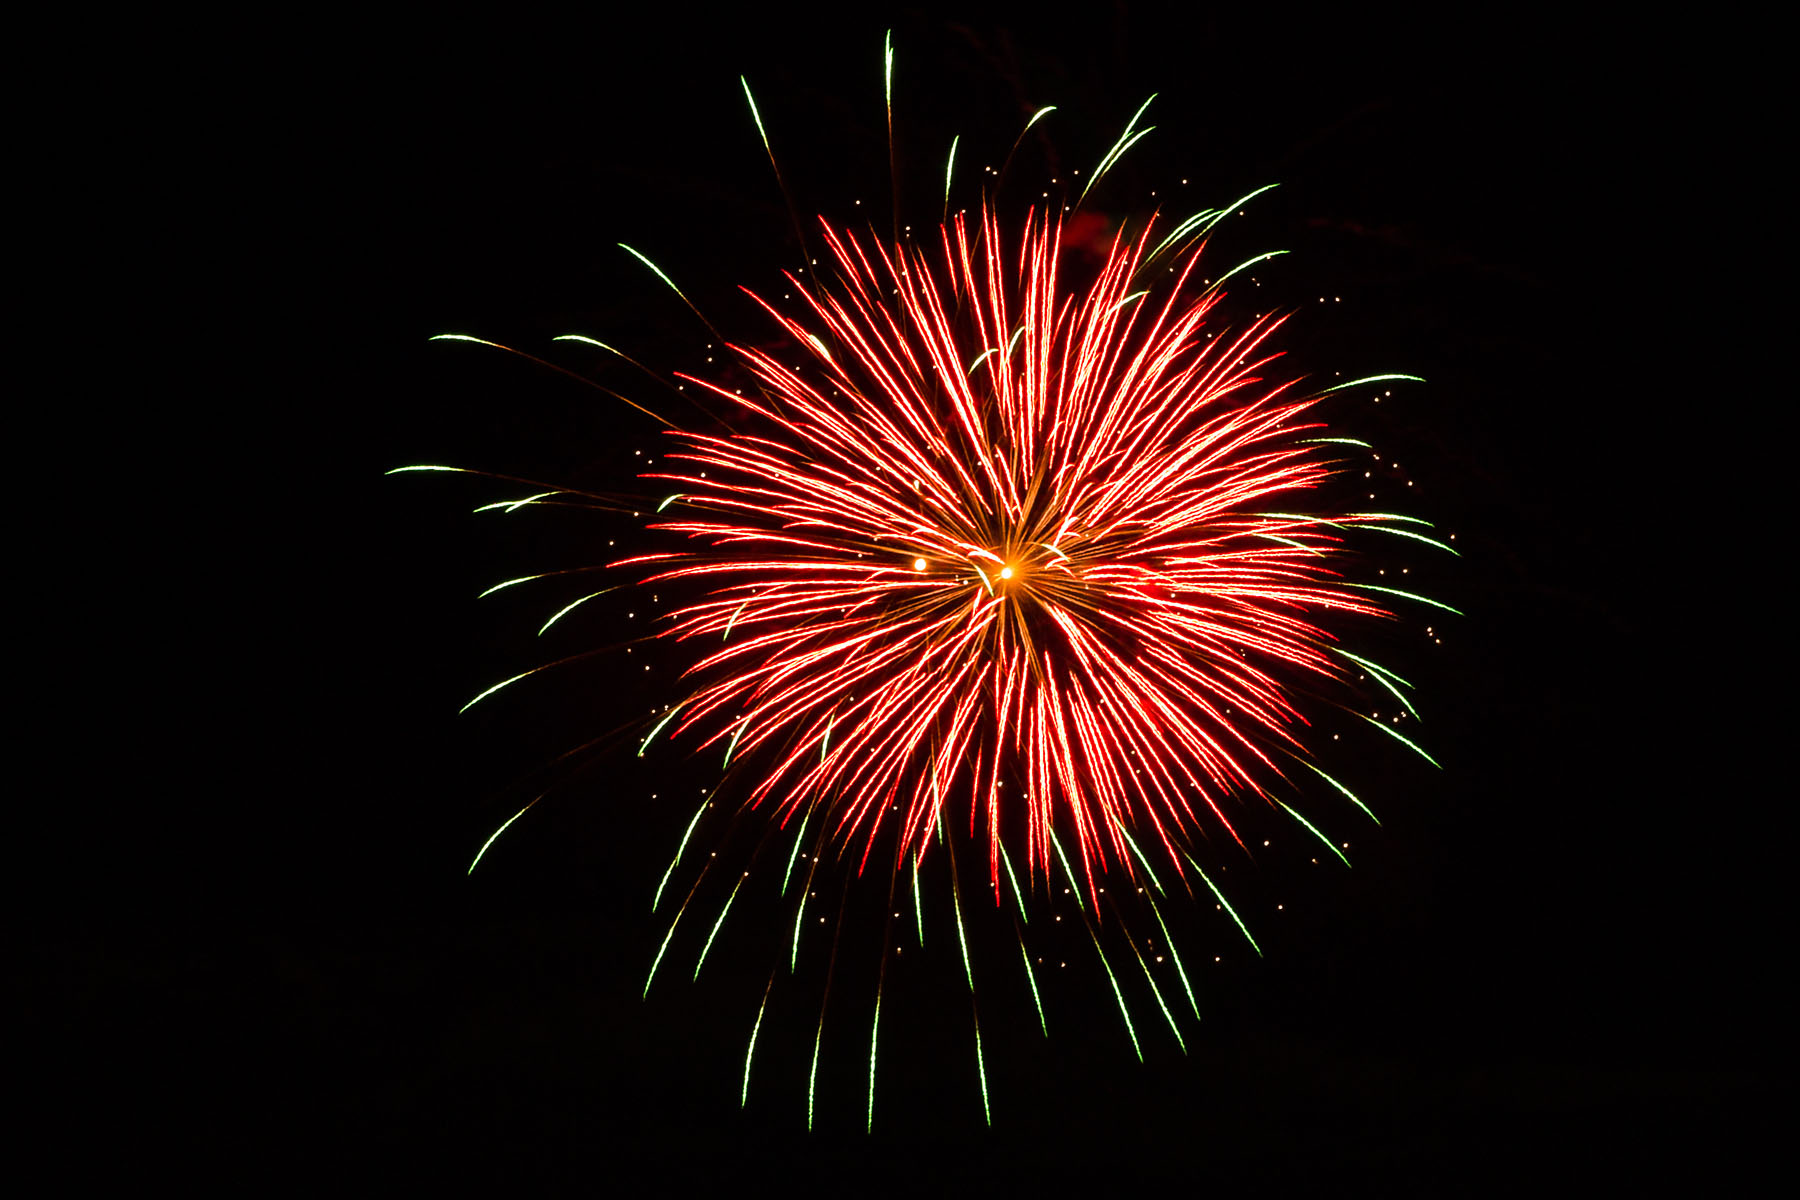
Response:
[623, 201, 1413, 905]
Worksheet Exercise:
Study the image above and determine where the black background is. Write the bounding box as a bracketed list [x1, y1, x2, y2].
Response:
[43, 4, 1769, 1192]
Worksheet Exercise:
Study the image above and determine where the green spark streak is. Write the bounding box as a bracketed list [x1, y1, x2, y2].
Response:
[1146, 183, 1280, 261]
[1255, 533, 1325, 555]
[1301, 436, 1373, 448]
[974, 1023, 992, 1126]
[911, 853, 924, 946]
[1143, 889, 1200, 1018]
[1202, 249, 1289, 295]
[657, 494, 684, 512]
[1104, 290, 1149, 319]
[788, 854, 818, 972]
[1088, 926, 1142, 1061]
[1345, 582, 1464, 614]
[1276, 799, 1351, 866]
[466, 796, 540, 875]
[1335, 648, 1415, 688]
[549, 333, 622, 354]
[1023, 105, 1056, 134]
[1017, 935, 1047, 1035]
[386, 464, 471, 476]
[952, 864, 975, 993]
[1080, 94, 1156, 207]
[1352, 524, 1459, 555]
[618, 243, 697, 311]
[652, 795, 710, 911]
[723, 600, 747, 641]
[1301, 761, 1380, 824]
[807, 1019, 823, 1132]
[1346, 511, 1436, 526]
[1182, 852, 1262, 956]
[638, 704, 683, 757]
[1111, 818, 1165, 894]
[883, 30, 894, 114]
[741, 977, 773, 1108]
[643, 895, 691, 998]
[1123, 928, 1185, 1053]
[967, 347, 997, 376]
[1316, 372, 1426, 395]
[971, 562, 995, 595]
[1334, 647, 1418, 719]
[694, 875, 746, 981]
[944, 134, 959, 211]
[780, 802, 813, 897]
[1049, 829, 1087, 913]
[866, 993, 881, 1134]
[477, 574, 544, 598]
[1358, 712, 1442, 768]
[740, 76, 771, 153]
[1006, 326, 1025, 360]
[723, 720, 745, 768]
[820, 712, 835, 762]
[999, 841, 1029, 924]
[538, 588, 616, 637]
[473, 491, 559, 513]
[460, 668, 537, 714]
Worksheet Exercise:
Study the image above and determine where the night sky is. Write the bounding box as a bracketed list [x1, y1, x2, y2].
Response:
[46, 6, 1770, 1192]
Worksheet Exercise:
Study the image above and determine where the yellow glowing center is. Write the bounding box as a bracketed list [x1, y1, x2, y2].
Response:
[999, 566, 1014, 580]
[913, 557, 927, 570]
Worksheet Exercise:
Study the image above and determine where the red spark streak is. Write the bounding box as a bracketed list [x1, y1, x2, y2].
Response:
[621, 205, 1388, 903]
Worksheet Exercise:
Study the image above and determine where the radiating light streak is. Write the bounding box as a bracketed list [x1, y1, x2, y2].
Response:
[694, 873, 747, 980]
[466, 796, 540, 875]
[1357, 712, 1442, 768]
[1333, 647, 1419, 719]
[1017, 933, 1047, 1035]
[538, 588, 617, 636]
[1200, 249, 1289, 295]
[1345, 582, 1464, 614]
[998, 841, 1029, 924]
[473, 491, 560, 514]
[1120, 917, 1186, 1053]
[780, 799, 814, 896]
[1300, 761, 1380, 825]
[911, 852, 924, 946]
[1080, 94, 1156, 207]
[943, 134, 959, 217]
[1142, 887, 1201, 1019]
[1088, 923, 1142, 1061]
[653, 794, 713, 912]
[643, 885, 698, 999]
[638, 703, 683, 757]
[973, 1021, 991, 1125]
[866, 993, 881, 1133]
[807, 1018, 824, 1132]
[1183, 851, 1262, 956]
[423, 334, 676, 426]
[1275, 798, 1350, 866]
[742, 974, 774, 1107]
[1146, 183, 1280, 263]
[1315, 373, 1426, 394]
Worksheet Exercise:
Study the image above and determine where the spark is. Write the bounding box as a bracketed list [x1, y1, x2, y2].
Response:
[466, 796, 541, 875]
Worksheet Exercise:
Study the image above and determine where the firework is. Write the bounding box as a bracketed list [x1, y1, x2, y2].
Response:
[398, 44, 1453, 1128]
[632, 203, 1418, 896]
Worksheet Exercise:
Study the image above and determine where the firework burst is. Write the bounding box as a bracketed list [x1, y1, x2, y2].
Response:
[633, 203, 1408, 900]
[397, 46, 1454, 1128]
